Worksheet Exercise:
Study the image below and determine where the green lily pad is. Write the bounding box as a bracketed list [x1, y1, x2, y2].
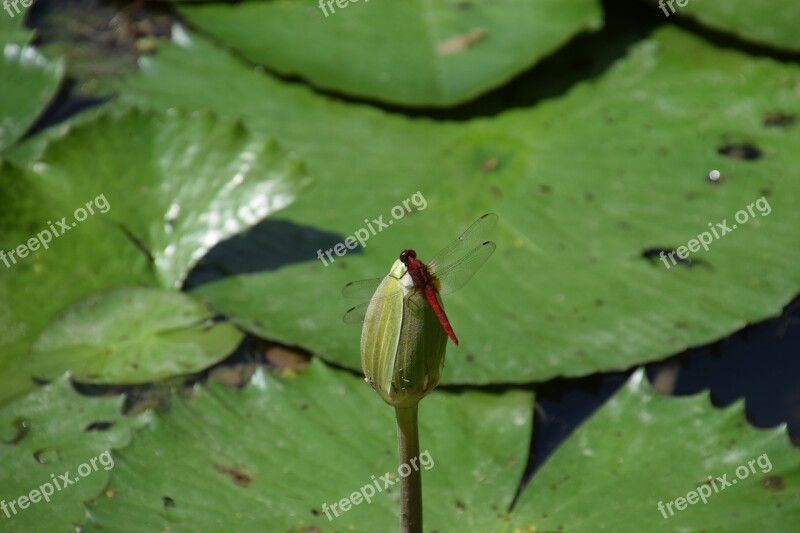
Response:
[20, 108, 310, 289]
[83, 360, 533, 531]
[77, 363, 800, 531]
[647, 0, 800, 52]
[0, 375, 149, 531]
[27, 287, 243, 385]
[0, 43, 63, 153]
[0, 0, 61, 153]
[510, 368, 800, 531]
[0, 108, 310, 403]
[179, 0, 602, 106]
[114, 27, 800, 384]
[0, 2, 35, 46]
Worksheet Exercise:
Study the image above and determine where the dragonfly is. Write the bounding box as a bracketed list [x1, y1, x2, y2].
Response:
[342, 213, 498, 345]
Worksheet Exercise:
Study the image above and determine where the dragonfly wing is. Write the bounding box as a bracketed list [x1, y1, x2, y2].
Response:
[428, 213, 498, 273]
[344, 288, 425, 324]
[341, 278, 405, 323]
[343, 302, 371, 324]
[434, 241, 496, 296]
[342, 278, 382, 300]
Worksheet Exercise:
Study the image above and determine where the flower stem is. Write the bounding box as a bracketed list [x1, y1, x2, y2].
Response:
[395, 404, 422, 533]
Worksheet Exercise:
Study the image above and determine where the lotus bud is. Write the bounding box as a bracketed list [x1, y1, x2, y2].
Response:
[361, 259, 448, 408]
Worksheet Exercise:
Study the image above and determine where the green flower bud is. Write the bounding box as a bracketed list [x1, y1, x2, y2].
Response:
[361, 259, 448, 408]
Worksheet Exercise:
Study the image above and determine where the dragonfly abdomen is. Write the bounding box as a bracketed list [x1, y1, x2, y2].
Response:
[423, 284, 459, 345]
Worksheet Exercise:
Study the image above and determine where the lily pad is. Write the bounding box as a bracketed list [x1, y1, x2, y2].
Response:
[27, 287, 243, 385]
[83, 360, 533, 531]
[0, 43, 64, 153]
[0, 2, 35, 46]
[179, 0, 603, 106]
[77, 363, 800, 531]
[0, 108, 310, 403]
[114, 27, 800, 384]
[0, 375, 149, 531]
[647, 0, 800, 52]
[509, 369, 800, 531]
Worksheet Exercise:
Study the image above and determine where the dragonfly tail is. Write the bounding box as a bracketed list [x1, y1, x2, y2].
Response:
[424, 286, 459, 345]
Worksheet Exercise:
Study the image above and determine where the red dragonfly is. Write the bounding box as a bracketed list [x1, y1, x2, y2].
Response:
[343, 213, 498, 345]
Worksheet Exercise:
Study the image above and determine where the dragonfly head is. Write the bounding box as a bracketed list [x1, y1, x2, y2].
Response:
[399, 249, 417, 265]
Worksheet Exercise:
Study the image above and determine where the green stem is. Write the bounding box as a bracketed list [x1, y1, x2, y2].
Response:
[395, 404, 422, 533]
